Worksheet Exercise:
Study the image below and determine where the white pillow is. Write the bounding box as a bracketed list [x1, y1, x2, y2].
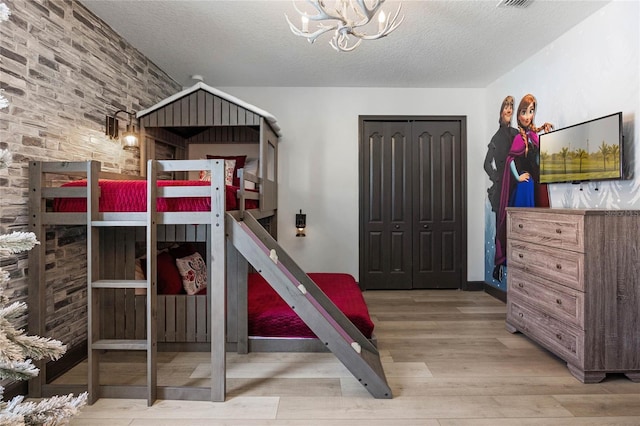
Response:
[243, 158, 259, 190]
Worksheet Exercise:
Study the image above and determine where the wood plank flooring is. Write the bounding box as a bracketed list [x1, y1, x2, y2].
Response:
[56, 290, 640, 425]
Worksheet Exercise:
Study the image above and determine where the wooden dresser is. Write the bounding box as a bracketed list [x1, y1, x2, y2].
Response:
[505, 208, 640, 383]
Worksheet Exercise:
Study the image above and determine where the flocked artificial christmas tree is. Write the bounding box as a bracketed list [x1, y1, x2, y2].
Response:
[0, 2, 87, 424]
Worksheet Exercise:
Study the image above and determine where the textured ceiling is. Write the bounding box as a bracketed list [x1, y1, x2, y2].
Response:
[80, 0, 610, 88]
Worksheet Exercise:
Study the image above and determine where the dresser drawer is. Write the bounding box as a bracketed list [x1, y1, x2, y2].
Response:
[508, 240, 584, 291]
[507, 210, 584, 252]
[507, 297, 584, 368]
[508, 268, 584, 329]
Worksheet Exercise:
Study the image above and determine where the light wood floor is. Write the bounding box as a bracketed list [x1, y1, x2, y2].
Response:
[56, 290, 640, 425]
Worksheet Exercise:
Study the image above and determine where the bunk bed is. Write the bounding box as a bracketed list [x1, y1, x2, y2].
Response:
[28, 84, 390, 405]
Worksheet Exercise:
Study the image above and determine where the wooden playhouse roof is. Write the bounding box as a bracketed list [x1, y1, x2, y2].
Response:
[136, 82, 280, 136]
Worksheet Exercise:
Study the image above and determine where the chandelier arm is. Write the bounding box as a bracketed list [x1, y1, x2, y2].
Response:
[286, 14, 338, 42]
[353, 0, 383, 21]
[294, 0, 345, 23]
[352, 4, 403, 39]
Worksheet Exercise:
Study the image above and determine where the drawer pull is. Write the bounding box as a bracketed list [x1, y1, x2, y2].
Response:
[556, 333, 562, 340]
[518, 282, 524, 288]
[518, 253, 524, 259]
[518, 313, 524, 318]
[556, 298, 562, 305]
[556, 228, 562, 234]
[556, 264, 562, 270]
[518, 223, 524, 229]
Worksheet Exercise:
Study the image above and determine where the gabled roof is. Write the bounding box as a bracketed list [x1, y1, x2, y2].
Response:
[136, 82, 280, 136]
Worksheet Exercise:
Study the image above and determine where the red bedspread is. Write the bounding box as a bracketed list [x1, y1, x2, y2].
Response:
[248, 273, 374, 339]
[53, 180, 258, 212]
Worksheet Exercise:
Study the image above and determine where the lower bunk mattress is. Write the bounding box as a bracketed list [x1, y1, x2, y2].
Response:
[247, 272, 374, 339]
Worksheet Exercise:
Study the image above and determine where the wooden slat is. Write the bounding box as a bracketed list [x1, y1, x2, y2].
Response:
[189, 92, 198, 126]
[175, 225, 186, 241]
[92, 339, 147, 350]
[214, 96, 222, 125]
[179, 97, 187, 126]
[230, 103, 238, 126]
[92, 279, 147, 289]
[165, 296, 176, 342]
[101, 230, 116, 339]
[42, 187, 87, 198]
[205, 93, 214, 126]
[196, 296, 207, 342]
[135, 295, 146, 340]
[175, 297, 186, 342]
[41, 212, 86, 225]
[157, 297, 166, 341]
[186, 296, 196, 342]
[197, 90, 206, 126]
[125, 289, 136, 340]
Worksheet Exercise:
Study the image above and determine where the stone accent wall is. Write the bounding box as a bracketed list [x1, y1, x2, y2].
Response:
[0, 0, 181, 347]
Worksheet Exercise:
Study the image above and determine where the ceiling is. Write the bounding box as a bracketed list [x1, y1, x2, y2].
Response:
[80, 0, 610, 88]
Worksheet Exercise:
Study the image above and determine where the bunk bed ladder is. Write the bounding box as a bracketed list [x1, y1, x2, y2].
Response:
[226, 211, 393, 399]
[87, 161, 157, 406]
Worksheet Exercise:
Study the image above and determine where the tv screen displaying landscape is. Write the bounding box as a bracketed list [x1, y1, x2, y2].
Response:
[539, 112, 622, 184]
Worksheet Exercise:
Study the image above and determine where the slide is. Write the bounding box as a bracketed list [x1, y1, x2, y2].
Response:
[226, 211, 392, 399]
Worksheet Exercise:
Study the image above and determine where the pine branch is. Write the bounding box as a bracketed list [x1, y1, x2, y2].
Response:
[0, 359, 39, 381]
[0, 232, 40, 254]
[4, 392, 88, 426]
[0, 301, 66, 363]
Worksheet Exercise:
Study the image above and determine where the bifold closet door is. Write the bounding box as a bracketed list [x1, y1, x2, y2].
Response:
[411, 120, 464, 289]
[361, 120, 413, 290]
[361, 118, 465, 290]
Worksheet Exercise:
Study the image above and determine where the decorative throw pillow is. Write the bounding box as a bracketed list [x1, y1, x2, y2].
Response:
[200, 159, 236, 186]
[157, 251, 184, 295]
[175, 252, 207, 295]
[206, 155, 247, 186]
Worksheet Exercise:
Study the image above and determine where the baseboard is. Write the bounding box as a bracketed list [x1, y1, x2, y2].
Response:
[462, 280, 484, 291]
[484, 283, 506, 303]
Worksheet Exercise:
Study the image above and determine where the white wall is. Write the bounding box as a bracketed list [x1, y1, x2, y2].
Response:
[219, 87, 488, 282]
[486, 0, 640, 209]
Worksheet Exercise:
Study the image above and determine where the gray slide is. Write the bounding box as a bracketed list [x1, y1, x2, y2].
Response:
[226, 211, 392, 399]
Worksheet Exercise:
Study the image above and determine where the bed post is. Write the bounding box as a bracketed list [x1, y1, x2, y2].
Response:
[27, 161, 45, 397]
[208, 159, 227, 402]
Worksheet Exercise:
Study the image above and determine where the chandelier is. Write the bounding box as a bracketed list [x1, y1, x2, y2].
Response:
[285, 0, 404, 52]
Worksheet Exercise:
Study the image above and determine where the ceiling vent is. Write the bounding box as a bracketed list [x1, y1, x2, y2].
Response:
[497, 0, 533, 8]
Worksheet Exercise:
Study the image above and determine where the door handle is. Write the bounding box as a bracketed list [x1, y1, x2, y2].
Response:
[423, 224, 430, 229]
[394, 225, 400, 229]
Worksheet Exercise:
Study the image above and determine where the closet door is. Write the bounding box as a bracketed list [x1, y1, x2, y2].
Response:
[412, 120, 464, 289]
[361, 120, 413, 290]
[360, 116, 466, 290]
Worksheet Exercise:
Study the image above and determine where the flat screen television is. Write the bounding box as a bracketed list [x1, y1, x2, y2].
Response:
[539, 112, 623, 184]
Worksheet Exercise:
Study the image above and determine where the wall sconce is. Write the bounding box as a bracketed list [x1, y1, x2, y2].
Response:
[296, 209, 306, 237]
[106, 110, 139, 150]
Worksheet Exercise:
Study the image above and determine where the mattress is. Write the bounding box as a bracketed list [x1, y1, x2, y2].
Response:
[247, 272, 374, 339]
[53, 179, 258, 212]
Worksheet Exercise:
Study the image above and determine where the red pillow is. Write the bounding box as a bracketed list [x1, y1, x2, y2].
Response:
[206, 155, 247, 186]
[157, 251, 184, 295]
